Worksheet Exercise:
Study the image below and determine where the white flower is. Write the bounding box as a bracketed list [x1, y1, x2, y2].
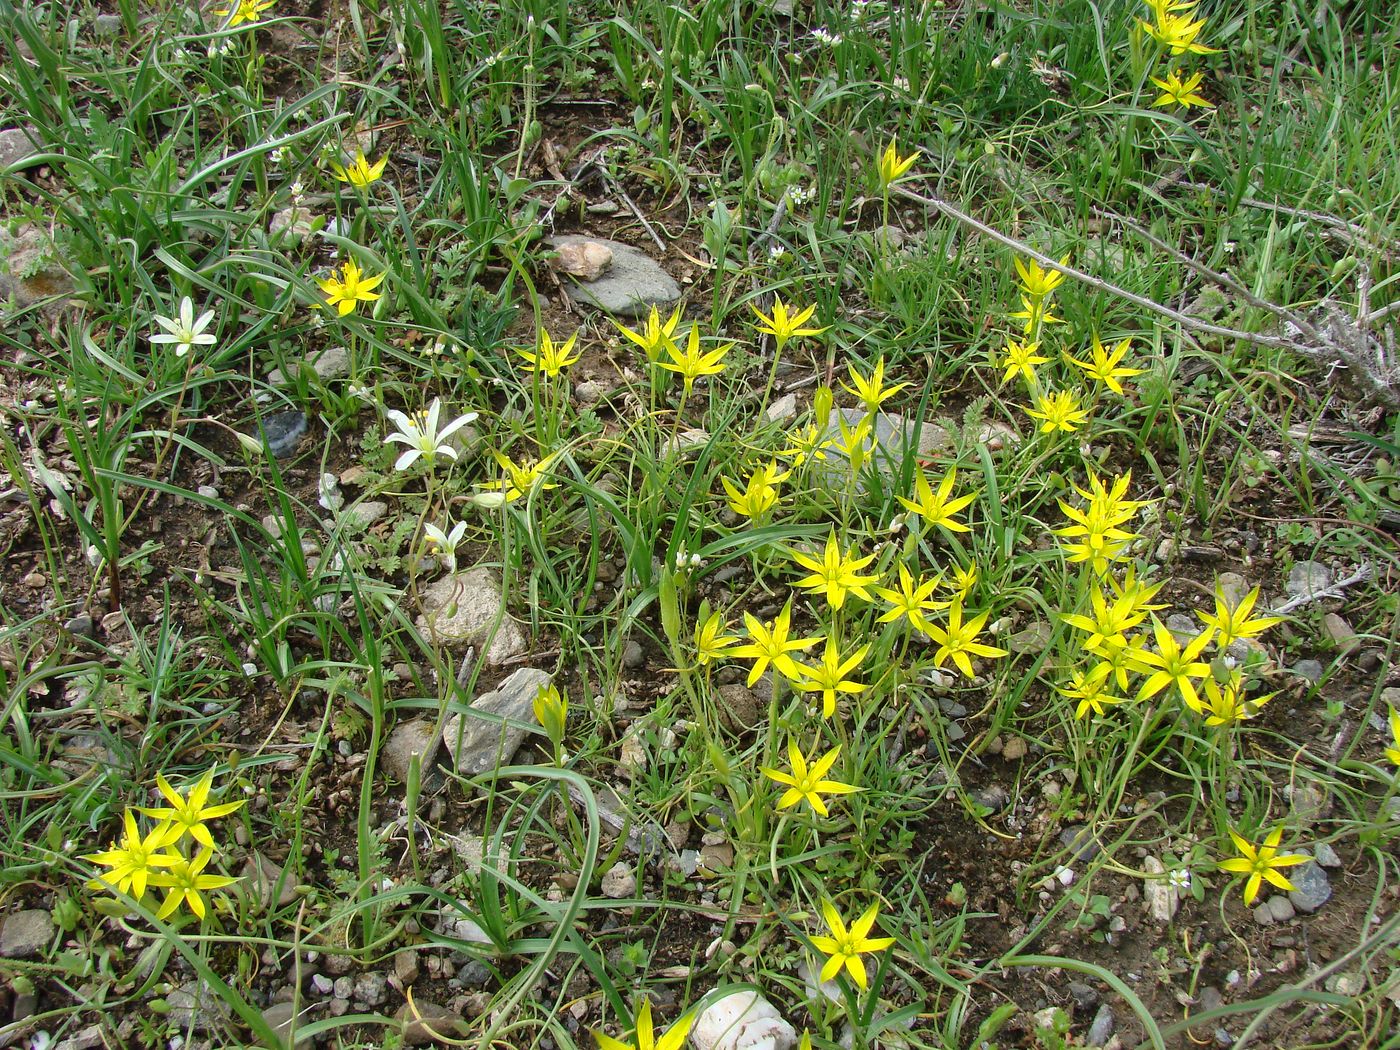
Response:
[149, 296, 217, 358]
[1168, 868, 1192, 892]
[810, 27, 842, 45]
[383, 399, 477, 471]
[422, 519, 468, 572]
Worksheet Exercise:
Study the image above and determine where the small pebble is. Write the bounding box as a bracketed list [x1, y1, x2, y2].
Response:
[1286, 860, 1332, 914]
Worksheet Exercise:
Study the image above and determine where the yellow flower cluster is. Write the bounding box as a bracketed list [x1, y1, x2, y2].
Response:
[1054, 474, 1282, 724]
[1140, 0, 1218, 113]
[81, 771, 244, 921]
[997, 254, 1145, 435]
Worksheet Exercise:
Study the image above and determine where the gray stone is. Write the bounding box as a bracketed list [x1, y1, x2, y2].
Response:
[551, 236, 680, 318]
[254, 410, 308, 459]
[1010, 621, 1052, 651]
[0, 223, 76, 307]
[1313, 841, 1341, 868]
[575, 379, 607, 404]
[1287, 783, 1332, 823]
[53, 1026, 103, 1050]
[1067, 981, 1099, 1012]
[1059, 826, 1099, 862]
[440, 907, 493, 946]
[0, 909, 52, 957]
[63, 613, 95, 638]
[311, 974, 333, 995]
[1087, 1005, 1114, 1047]
[166, 979, 229, 1030]
[1166, 613, 1199, 642]
[13, 990, 37, 1021]
[1321, 613, 1358, 653]
[397, 999, 466, 1045]
[969, 785, 1009, 813]
[269, 345, 351, 385]
[383, 718, 442, 781]
[1286, 561, 1331, 601]
[1287, 859, 1332, 913]
[93, 14, 122, 36]
[601, 862, 636, 899]
[1215, 572, 1251, 609]
[622, 639, 645, 669]
[1143, 856, 1179, 922]
[239, 853, 298, 910]
[766, 392, 798, 423]
[0, 127, 42, 170]
[456, 959, 492, 987]
[872, 225, 906, 251]
[416, 568, 527, 666]
[441, 667, 552, 774]
[1290, 659, 1324, 685]
[1265, 895, 1296, 923]
[262, 1001, 313, 1048]
[838, 407, 953, 461]
[347, 500, 388, 527]
[353, 970, 388, 1007]
[1251, 901, 1275, 926]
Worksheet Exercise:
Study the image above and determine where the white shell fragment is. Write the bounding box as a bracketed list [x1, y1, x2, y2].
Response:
[690, 990, 797, 1050]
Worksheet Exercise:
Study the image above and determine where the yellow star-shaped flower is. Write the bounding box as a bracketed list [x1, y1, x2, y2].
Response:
[896, 467, 976, 533]
[1219, 827, 1309, 906]
[761, 740, 859, 816]
[330, 150, 388, 189]
[789, 530, 879, 610]
[809, 900, 896, 989]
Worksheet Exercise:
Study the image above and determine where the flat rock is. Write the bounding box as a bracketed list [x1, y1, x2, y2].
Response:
[441, 667, 552, 775]
[1144, 856, 1180, 922]
[1215, 572, 1252, 609]
[550, 235, 680, 318]
[255, 410, 308, 459]
[1059, 825, 1099, 862]
[268, 345, 351, 385]
[0, 223, 76, 307]
[262, 1001, 313, 1048]
[1287, 858, 1332, 913]
[347, 500, 389, 527]
[1286, 561, 1331, 601]
[1321, 613, 1358, 653]
[397, 999, 466, 1045]
[1010, 621, 1052, 651]
[383, 717, 442, 781]
[0, 909, 52, 957]
[415, 568, 527, 666]
[0, 126, 42, 170]
[167, 979, 230, 1030]
[1290, 659, 1323, 685]
[766, 392, 798, 423]
[239, 852, 299, 910]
